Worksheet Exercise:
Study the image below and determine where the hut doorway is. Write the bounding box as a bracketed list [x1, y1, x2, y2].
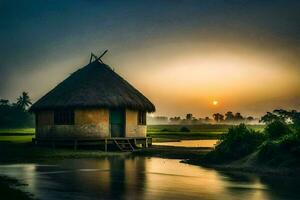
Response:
[110, 109, 125, 137]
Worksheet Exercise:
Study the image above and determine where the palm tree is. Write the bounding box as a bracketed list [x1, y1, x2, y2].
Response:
[225, 111, 234, 121]
[213, 113, 224, 122]
[16, 92, 32, 110]
[234, 112, 244, 121]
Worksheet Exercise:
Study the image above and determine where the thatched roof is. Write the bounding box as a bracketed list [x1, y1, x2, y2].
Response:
[30, 60, 155, 112]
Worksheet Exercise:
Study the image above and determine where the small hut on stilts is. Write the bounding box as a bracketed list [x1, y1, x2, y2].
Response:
[30, 51, 155, 151]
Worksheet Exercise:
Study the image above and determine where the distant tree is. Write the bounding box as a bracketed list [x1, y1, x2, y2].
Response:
[260, 112, 280, 124]
[204, 117, 212, 123]
[246, 116, 254, 121]
[169, 116, 181, 123]
[155, 116, 168, 121]
[273, 109, 291, 119]
[186, 113, 193, 120]
[225, 111, 234, 121]
[170, 116, 180, 120]
[261, 109, 300, 130]
[213, 113, 224, 122]
[16, 92, 32, 110]
[0, 99, 9, 105]
[234, 112, 244, 121]
[0, 102, 34, 128]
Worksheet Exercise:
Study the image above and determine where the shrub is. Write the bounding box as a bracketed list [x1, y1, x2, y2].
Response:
[203, 124, 265, 164]
[179, 126, 190, 132]
[279, 133, 300, 149]
[257, 141, 280, 163]
[258, 133, 300, 166]
[264, 120, 291, 139]
[161, 128, 170, 132]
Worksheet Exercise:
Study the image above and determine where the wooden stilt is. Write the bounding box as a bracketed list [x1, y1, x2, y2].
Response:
[74, 140, 77, 150]
[145, 138, 148, 148]
[34, 137, 151, 151]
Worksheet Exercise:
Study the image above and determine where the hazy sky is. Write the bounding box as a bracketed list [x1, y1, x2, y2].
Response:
[0, 0, 300, 118]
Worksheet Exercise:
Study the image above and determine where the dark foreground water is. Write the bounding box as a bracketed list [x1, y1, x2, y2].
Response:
[0, 157, 299, 200]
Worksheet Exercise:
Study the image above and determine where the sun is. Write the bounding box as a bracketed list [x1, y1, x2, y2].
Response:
[212, 100, 218, 106]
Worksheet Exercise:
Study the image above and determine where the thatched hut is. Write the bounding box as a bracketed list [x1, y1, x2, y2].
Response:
[30, 57, 155, 146]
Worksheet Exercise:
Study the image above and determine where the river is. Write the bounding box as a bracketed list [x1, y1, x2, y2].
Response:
[0, 157, 299, 200]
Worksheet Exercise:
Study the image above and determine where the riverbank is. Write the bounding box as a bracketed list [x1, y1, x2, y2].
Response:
[0, 139, 209, 163]
[184, 155, 300, 176]
[0, 138, 128, 163]
[182, 122, 300, 177]
[134, 145, 211, 159]
[0, 137, 295, 176]
[0, 175, 35, 200]
[136, 145, 300, 176]
[0, 132, 297, 177]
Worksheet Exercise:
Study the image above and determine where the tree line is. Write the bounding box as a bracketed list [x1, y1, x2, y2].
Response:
[212, 111, 254, 123]
[0, 92, 34, 128]
[165, 112, 256, 124]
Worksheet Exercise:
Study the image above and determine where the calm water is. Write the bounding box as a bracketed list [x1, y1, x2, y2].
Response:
[153, 139, 218, 147]
[0, 157, 299, 200]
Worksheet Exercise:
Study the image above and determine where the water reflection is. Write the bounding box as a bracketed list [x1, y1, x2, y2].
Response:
[0, 157, 299, 200]
[153, 139, 217, 147]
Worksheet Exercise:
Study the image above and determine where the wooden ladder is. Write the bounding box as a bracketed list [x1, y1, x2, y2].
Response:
[113, 139, 135, 152]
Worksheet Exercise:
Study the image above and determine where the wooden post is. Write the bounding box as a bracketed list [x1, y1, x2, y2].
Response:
[145, 138, 148, 148]
[149, 138, 152, 147]
[105, 139, 107, 152]
[74, 140, 77, 150]
[134, 138, 137, 147]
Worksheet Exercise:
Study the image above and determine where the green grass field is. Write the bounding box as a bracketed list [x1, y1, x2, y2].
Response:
[0, 129, 35, 144]
[147, 124, 265, 140]
[0, 124, 266, 141]
[0, 128, 35, 136]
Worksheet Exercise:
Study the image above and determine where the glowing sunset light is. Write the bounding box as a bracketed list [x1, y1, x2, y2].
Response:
[0, 0, 299, 118]
[213, 101, 218, 106]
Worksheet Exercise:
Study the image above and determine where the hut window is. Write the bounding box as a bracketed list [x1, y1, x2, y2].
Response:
[137, 111, 146, 125]
[54, 110, 74, 125]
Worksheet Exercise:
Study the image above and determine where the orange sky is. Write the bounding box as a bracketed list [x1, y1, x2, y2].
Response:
[114, 38, 300, 117]
[1, 1, 299, 118]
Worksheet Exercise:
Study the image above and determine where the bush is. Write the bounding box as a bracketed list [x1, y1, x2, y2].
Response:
[279, 133, 300, 149]
[258, 133, 300, 166]
[203, 124, 265, 164]
[264, 120, 291, 139]
[161, 128, 170, 132]
[179, 126, 190, 132]
[258, 141, 280, 163]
